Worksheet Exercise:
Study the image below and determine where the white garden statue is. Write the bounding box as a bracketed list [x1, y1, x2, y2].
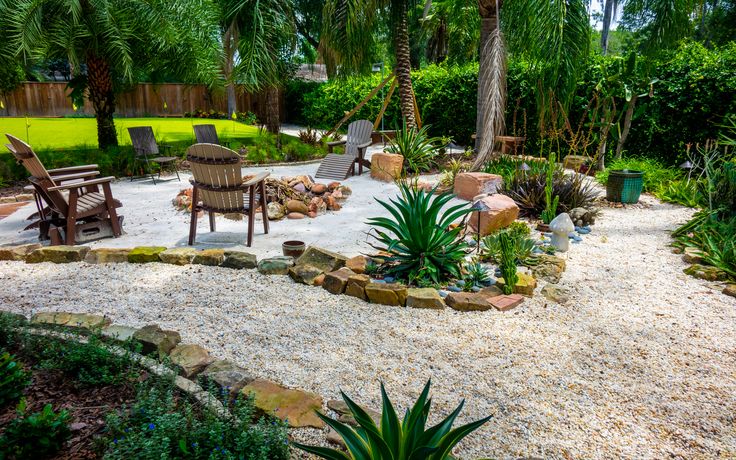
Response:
[549, 213, 575, 252]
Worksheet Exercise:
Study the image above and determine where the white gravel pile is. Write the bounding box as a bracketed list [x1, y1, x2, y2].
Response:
[1, 195, 735, 458]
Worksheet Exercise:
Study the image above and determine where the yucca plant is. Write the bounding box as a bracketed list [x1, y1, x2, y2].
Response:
[367, 183, 471, 285]
[293, 380, 491, 460]
[386, 119, 442, 173]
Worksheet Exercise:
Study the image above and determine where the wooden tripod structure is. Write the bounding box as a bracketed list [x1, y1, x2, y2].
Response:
[324, 72, 422, 137]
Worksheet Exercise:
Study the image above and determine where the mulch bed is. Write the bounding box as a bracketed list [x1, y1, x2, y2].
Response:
[0, 365, 137, 459]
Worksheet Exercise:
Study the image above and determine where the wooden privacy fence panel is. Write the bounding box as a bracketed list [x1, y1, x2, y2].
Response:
[0, 82, 281, 119]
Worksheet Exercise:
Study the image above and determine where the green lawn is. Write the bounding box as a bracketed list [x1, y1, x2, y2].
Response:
[0, 117, 260, 151]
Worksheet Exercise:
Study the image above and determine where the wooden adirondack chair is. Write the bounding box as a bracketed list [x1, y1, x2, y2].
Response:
[193, 124, 220, 145]
[5, 134, 123, 246]
[128, 126, 180, 184]
[315, 119, 373, 180]
[186, 143, 269, 247]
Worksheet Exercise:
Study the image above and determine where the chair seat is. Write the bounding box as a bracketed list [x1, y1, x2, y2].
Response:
[149, 156, 178, 162]
[65, 192, 122, 216]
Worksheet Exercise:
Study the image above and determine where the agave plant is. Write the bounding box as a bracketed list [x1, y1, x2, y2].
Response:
[367, 183, 471, 284]
[501, 168, 598, 218]
[386, 119, 442, 173]
[293, 380, 491, 460]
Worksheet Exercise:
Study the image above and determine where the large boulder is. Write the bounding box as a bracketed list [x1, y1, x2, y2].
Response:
[370, 153, 404, 182]
[170, 344, 214, 378]
[365, 283, 408, 306]
[257, 256, 294, 275]
[222, 251, 257, 269]
[322, 268, 355, 295]
[241, 379, 324, 428]
[133, 324, 182, 356]
[159, 247, 198, 265]
[0, 243, 42, 261]
[406, 288, 445, 309]
[296, 246, 348, 273]
[201, 360, 254, 395]
[467, 194, 519, 236]
[85, 248, 132, 264]
[288, 264, 325, 285]
[345, 274, 371, 300]
[26, 246, 90, 263]
[453, 172, 503, 201]
[128, 246, 167, 263]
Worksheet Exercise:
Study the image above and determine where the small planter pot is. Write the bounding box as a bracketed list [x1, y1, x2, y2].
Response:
[282, 240, 305, 258]
[606, 169, 644, 204]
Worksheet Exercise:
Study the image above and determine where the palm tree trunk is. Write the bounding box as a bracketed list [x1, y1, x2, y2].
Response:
[264, 85, 280, 136]
[223, 23, 239, 115]
[86, 54, 118, 149]
[601, 0, 614, 54]
[393, 4, 417, 128]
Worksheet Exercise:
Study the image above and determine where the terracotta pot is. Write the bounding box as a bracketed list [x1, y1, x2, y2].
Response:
[282, 240, 306, 258]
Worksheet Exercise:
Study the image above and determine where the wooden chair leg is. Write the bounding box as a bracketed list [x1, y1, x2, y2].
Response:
[102, 182, 122, 237]
[260, 181, 269, 234]
[188, 188, 199, 245]
[66, 190, 78, 245]
[209, 211, 216, 232]
[144, 156, 157, 185]
[247, 185, 256, 247]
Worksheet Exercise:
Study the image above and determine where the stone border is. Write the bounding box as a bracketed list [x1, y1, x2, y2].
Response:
[0, 193, 34, 204]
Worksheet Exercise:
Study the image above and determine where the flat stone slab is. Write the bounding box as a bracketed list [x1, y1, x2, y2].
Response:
[0, 243, 42, 261]
[496, 272, 537, 296]
[241, 379, 325, 428]
[201, 360, 254, 394]
[289, 264, 324, 285]
[26, 246, 90, 263]
[170, 344, 214, 378]
[487, 294, 525, 311]
[85, 248, 132, 264]
[221, 251, 257, 269]
[322, 267, 355, 295]
[101, 325, 138, 342]
[327, 399, 381, 427]
[133, 324, 182, 356]
[128, 246, 167, 263]
[406, 288, 445, 309]
[31, 311, 73, 326]
[65, 313, 111, 329]
[445, 292, 494, 311]
[192, 249, 224, 266]
[257, 256, 294, 275]
[365, 283, 408, 306]
[296, 246, 348, 273]
[159, 247, 197, 265]
[541, 284, 571, 304]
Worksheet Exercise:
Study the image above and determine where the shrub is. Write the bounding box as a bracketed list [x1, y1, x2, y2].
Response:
[596, 157, 683, 194]
[0, 351, 30, 408]
[293, 379, 491, 460]
[367, 182, 471, 285]
[0, 400, 71, 459]
[103, 378, 289, 459]
[385, 120, 442, 172]
[482, 228, 536, 265]
[482, 156, 548, 184]
[501, 170, 598, 218]
[297, 126, 319, 146]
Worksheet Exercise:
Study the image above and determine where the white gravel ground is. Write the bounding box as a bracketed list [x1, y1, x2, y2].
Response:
[1, 193, 734, 459]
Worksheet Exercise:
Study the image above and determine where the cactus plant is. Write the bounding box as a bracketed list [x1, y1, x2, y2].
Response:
[498, 232, 518, 295]
[541, 152, 560, 224]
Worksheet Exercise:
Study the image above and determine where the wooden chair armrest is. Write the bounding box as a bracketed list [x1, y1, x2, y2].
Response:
[357, 140, 372, 150]
[48, 176, 115, 191]
[242, 172, 270, 186]
[326, 140, 346, 147]
[48, 164, 99, 175]
[51, 171, 101, 183]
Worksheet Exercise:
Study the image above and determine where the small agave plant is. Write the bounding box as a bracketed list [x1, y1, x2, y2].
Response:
[293, 380, 491, 459]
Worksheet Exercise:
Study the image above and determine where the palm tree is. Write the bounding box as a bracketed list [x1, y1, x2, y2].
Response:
[0, 0, 219, 149]
[322, 0, 419, 127]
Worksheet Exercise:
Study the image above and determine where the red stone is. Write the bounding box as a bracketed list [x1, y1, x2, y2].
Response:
[488, 294, 524, 311]
[453, 172, 503, 201]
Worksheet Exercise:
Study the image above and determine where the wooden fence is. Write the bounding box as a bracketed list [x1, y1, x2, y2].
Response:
[0, 82, 281, 119]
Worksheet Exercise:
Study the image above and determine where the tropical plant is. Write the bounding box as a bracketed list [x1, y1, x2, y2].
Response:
[1, 0, 220, 149]
[298, 126, 320, 146]
[367, 182, 471, 284]
[540, 152, 560, 224]
[293, 379, 491, 460]
[439, 158, 465, 188]
[481, 156, 548, 183]
[386, 119, 442, 172]
[481, 226, 536, 264]
[501, 168, 598, 218]
[498, 232, 518, 295]
[0, 351, 29, 407]
[0, 400, 71, 459]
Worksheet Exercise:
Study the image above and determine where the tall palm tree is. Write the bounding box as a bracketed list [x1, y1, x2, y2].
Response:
[322, 0, 419, 127]
[0, 0, 219, 149]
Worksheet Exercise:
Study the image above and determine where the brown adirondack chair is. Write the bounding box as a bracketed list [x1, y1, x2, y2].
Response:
[315, 119, 373, 180]
[186, 143, 269, 247]
[5, 134, 122, 246]
[193, 124, 220, 145]
[128, 126, 180, 184]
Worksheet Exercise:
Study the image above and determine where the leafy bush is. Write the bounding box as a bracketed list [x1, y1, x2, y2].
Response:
[501, 170, 598, 218]
[0, 351, 30, 408]
[103, 378, 289, 459]
[596, 157, 683, 194]
[367, 182, 471, 285]
[385, 120, 441, 172]
[482, 228, 536, 265]
[0, 400, 71, 459]
[293, 379, 491, 460]
[183, 109, 257, 124]
[482, 156, 548, 184]
[297, 126, 319, 146]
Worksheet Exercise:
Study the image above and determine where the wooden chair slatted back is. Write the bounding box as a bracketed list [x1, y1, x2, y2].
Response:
[193, 124, 220, 145]
[5, 134, 68, 215]
[128, 126, 159, 156]
[345, 120, 373, 157]
[187, 143, 244, 211]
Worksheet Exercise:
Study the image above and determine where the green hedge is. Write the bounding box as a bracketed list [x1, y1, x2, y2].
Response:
[285, 41, 736, 164]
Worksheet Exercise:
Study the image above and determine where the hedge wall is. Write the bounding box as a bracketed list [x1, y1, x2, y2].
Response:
[285, 41, 736, 164]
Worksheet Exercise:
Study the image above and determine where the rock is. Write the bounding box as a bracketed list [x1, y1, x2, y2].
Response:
[345, 255, 368, 274]
[496, 272, 537, 296]
[287, 212, 306, 219]
[296, 246, 348, 273]
[345, 274, 371, 300]
[257, 256, 294, 275]
[84, 248, 132, 264]
[201, 360, 254, 394]
[170, 344, 214, 378]
[101, 325, 138, 342]
[331, 189, 345, 201]
[26, 245, 90, 263]
[0, 197, 14, 204]
[307, 211, 317, 218]
[267, 202, 286, 220]
[66, 313, 111, 329]
[337, 185, 352, 197]
[563, 155, 589, 171]
[192, 249, 224, 266]
[322, 267, 356, 295]
[311, 183, 327, 194]
[241, 379, 324, 428]
[326, 428, 345, 447]
[293, 182, 307, 193]
[0, 243, 42, 261]
[569, 207, 596, 227]
[549, 213, 575, 252]
[682, 247, 704, 264]
[30, 312, 72, 326]
[159, 247, 197, 265]
[406, 288, 445, 309]
[530, 254, 566, 283]
[313, 273, 326, 286]
[221, 251, 257, 269]
[327, 182, 340, 191]
[541, 284, 571, 304]
[487, 294, 525, 311]
[370, 152, 404, 182]
[327, 399, 381, 426]
[365, 283, 408, 306]
[684, 264, 728, 281]
[446, 292, 493, 311]
[325, 195, 342, 211]
[723, 284, 736, 298]
[308, 197, 326, 215]
[14, 194, 34, 202]
[286, 199, 309, 214]
[453, 172, 503, 201]
[468, 194, 519, 236]
[133, 325, 182, 356]
[128, 246, 167, 263]
[289, 264, 325, 285]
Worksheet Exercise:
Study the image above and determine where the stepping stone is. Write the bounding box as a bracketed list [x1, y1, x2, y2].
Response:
[296, 246, 348, 273]
[487, 294, 525, 311]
